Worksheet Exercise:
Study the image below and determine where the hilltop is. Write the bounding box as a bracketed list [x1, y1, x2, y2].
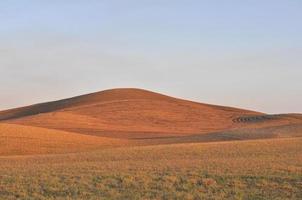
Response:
[0, 88, 262, 138]
[0, 88, 301, 155]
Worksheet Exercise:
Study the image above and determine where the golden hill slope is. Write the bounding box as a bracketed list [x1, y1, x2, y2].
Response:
[0, 123, 127, 156]
[0, 88, 262, 138]
[0, 88, 174, 121]
[0, 88, 301, 140]
[0, 88, 301, 156]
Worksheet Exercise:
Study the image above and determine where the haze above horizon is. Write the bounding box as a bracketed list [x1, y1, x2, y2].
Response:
[1, 1, 301, 113]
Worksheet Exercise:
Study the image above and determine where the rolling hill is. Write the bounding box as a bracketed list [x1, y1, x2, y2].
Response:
[1, 88, 302, 199]
[0, 88, 262, 138]
[0, 88, 301, 155]
[0, 123, 128, 156]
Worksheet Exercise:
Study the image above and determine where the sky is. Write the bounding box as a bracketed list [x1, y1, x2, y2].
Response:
[0, 0, 301, 114]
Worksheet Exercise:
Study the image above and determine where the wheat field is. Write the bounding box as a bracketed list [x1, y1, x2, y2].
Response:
[0, 137, 301, 199]
[1, 89, 301, 199]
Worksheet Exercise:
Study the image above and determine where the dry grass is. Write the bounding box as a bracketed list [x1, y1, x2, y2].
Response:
[0, 138, 301, 199]
[0, 123, 128, 156]
[0, 88, 302, 199]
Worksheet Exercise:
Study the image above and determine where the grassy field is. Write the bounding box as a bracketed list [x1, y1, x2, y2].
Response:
[1, 137, 301, 200]
[1, 89, 301, 199]
[0, 123, 128, 156]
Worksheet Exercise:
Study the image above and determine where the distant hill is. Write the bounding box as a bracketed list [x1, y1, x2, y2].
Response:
[0, 88, 301, 143]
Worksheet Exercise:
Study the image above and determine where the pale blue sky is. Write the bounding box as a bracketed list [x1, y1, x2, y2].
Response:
[0, 0, 301, 113]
